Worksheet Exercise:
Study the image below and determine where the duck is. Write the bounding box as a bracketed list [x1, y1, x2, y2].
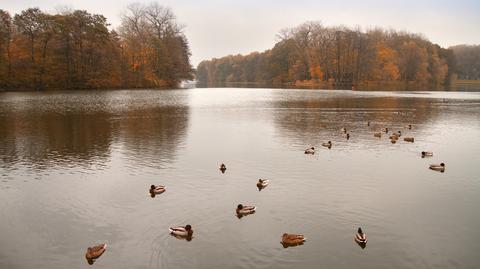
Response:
[281, 233, 306, 245]
[421, 151, 433, 158]
[406, 124, 412, 129]
[390, 139, 397, 144]
[219, 163, 227, 172]
[322, 141, 332, 148]
[382, 127, 389, 133]
[236, 204, 256, 215]
[257, 179, 269, 188]
[304, 147, 315, 154]
[85, 243, 107, 265]
[169, 224, 193, 237]
[150, 185, 165, 195]
[355, 227, 367, 244]
[341, 128, 347, 134]
[429, 163, 445, 171]
[404, 137, 414, 143]
[389, 133, 399, 140]
[346, 133, 350, 140]
[373, 132, 381, 138]
[396, 130, 402, 137]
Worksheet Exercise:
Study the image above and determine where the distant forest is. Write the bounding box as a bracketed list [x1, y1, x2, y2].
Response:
[450, 45, 480, 80]
[0, 3, 194, 90]
[197, 22, 479, 88]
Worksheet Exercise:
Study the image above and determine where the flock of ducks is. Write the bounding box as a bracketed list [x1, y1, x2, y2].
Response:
[304, 123, 445, 172]
[85, 121, 446, 264]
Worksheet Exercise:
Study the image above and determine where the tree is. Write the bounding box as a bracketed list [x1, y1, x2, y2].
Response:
[0, 10, 12, 87]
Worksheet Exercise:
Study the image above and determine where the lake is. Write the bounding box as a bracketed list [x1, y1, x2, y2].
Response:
[1, 88, 479, 269]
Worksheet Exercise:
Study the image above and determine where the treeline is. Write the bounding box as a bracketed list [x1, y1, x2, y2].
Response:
[197, 22, 456, 87]
[450, 45, 480, 80]
[0, 3, 193, 90]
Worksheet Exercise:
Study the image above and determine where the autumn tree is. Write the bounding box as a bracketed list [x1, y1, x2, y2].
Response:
[197, 22, 453, 88]
[119, 2, 193, 88]
[0, 10, 12, 88]
[0, 4, 193, 90]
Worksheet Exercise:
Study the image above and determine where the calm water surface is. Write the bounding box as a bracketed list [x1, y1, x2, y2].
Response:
[0, 88, 479, 269]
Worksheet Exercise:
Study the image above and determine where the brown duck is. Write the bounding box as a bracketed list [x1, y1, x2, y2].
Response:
[281, 233, 306, 245]
[85, 243, 107, 264]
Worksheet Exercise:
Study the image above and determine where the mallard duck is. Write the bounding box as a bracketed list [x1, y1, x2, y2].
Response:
[150, 185, 165, 195]
[429, 163, 445, 171]
[373, 132, 381, 138]
[169, 225, 193, 237]
[322, 141, 332, 148]
[382, 127, 389, 133]
[404, 137, 414, 143]
[85, 243, 107, 264]
[389, 134, 399, 140]
[236, 204, 256, 215]
[304, 147, 315, 154]
[421, 151, 433, 157]
[355, 227, 367, 244]
[257, 179, 269, 188]
[219, 163, 227, 171]
[281, 233, 306, 245]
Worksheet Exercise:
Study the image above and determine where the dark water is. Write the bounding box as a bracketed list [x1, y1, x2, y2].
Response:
[0, 88, 479, 269]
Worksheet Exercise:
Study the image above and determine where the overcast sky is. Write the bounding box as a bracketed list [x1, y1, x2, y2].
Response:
[3, 0, 480, 66]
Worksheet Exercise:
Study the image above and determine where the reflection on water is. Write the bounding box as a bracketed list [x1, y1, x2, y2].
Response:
[0, 90, 190, 172]
[1, 88, 480, 269]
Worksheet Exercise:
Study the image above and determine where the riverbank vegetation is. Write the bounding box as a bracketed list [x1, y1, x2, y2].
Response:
[0, 3, 193, 91]
[197, 22, 478, 89]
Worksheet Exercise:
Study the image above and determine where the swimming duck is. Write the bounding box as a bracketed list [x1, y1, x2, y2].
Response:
[355, 227, 367, 244]
[85, 243, 107, 265]
[404, 137, 414, 143]
[382, 127, 389, 133]
[219, 163, 227, 172]
[429, 163, 445, 172]
[396, 130, 402, 137]
[236, 204, 256, 215]
[257, 179, 269, 188]
[373, 132, 381, 138]
[421, 151, 433, 157]
[169, 225, 193, 237]
[389, 133, 399, 140]
[281, 233, 306, 245]
[150, 185, 165, 195]
[304, 147, 315, 154]
[322, 141, 332, 148]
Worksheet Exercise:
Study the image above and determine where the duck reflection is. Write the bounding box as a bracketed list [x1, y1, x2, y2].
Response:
[169, 233, 194, 241]
[355, 241, 367, 249]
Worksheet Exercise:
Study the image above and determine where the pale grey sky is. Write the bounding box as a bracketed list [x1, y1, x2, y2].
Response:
[2, 0, 480, 66]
